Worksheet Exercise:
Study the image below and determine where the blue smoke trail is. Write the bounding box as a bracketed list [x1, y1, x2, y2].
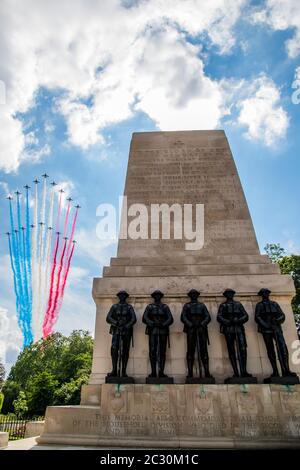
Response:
[8, 199, 26, 346]
[16, 192, 32, 344]
[9, 196, 33, 347]
[25, 187, 32, 320]
[16, 195, 26, 318]
[7, 233, 21, 327]
[15, 195, 28, 344]
[22, 227, 32, 343]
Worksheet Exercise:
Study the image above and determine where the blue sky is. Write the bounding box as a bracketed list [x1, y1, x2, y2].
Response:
[0, 0, 300, 368]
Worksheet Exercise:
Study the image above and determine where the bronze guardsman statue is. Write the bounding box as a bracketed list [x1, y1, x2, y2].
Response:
[217, 288, 255, 383]
[106, 290, 136, 382]
[181, 289, 214, 383]
[142, 290, 174, 382]
[255, 288, 299, 383]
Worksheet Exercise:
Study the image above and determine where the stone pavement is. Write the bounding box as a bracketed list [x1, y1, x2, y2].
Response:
[3, 436, 116, 450]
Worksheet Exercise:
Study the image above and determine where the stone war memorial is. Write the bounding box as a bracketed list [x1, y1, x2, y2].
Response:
[38, 130, 300, 448]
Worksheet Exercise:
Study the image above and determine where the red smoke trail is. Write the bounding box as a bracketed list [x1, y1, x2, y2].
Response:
[43, 203, 79, 338]
[55, 191, 63, 232]
[53, 207, 79, 330]
[65, 207, 78, 261]
[62, 202, 71, 240]
[48, 201, 71, 330]
[42, 190, 63, 338]
[54, 242, 75, 326]
[47, 238, 67, 334]
[43, 233, 60, 338]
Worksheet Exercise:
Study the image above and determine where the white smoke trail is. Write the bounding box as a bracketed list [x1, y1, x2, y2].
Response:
[31, 182, 39, 341]
[36, 225, 44, 340]
[36, 177, 47, 339]
[41, 177, 47, 228]
[42, 183, 55, 324]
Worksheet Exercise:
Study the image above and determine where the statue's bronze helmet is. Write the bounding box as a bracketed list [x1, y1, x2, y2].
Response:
[151, 290, 164, 299]
[117, 290, 129, 299]
[187, 289, 200, 298]
[223, 288, 236, 297]
[257, 288, 271, 296]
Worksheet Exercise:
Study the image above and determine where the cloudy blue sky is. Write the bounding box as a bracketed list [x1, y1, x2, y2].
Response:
[0, 0, 300, 369]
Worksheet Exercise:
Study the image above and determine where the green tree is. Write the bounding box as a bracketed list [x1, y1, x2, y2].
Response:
[53, 377, 86, 406]
[2, 330, 93, 416]
[57, 330, 93, 382]
[264, 243, 286, 263]
[8, 332, 68, 390]
[1, 380, 20, 414]
[264, 244, 300, 329]
[0, 392, 4, 413]
[27, 371, 59, 416]
[278, 255, 300, 328]
[13, 390, 28, 418]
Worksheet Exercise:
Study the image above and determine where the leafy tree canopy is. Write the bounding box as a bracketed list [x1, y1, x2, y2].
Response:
[278, 255, 300, 327]
[264, 243, 300, 328]
[264, 243, 286, 263]
[0, 392, 4, 413]
[13, 390, 28, 418]
[1, 330, 93, 416]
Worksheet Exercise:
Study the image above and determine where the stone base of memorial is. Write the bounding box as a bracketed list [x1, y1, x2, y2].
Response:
[37, 383, 300, 448]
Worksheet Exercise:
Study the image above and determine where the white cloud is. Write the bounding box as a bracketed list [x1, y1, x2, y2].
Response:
[133, 27, 225, 130]
[0, 79, 5, 104]
[25, 131, 39, 146]
[26, 143, 51, 164]
[0, 255, 23, 371]
[59, 101, 105, 149]
[252, 0, 300, 58]
[0, 306, 22, 370]
[0, 307, 10, 362]
[0, 109, 25, 173]
[236, 75, 289, 146]
[0, 0, 247, 171]
[0, 181, 10, 196]
[44, 121, 55, 133]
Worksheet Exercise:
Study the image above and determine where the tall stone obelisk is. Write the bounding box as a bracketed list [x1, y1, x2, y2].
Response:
[89, 130, 298, 385]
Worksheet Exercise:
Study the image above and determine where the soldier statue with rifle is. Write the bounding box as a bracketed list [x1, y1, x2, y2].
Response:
[217, 288, 254, 382]
[181, 289, 214, 383]
[255, 288, 299, 383]
[142, 290, 174, 382]
[106, 290, 136, 382]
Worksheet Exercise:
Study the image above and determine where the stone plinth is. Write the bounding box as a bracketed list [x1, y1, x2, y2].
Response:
[37, 384, 300, 448]
[24, 421, 45, 438]
[0, 432, 9, 449]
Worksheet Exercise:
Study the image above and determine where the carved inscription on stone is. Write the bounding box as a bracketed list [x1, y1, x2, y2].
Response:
[118, 134, 260, 257]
